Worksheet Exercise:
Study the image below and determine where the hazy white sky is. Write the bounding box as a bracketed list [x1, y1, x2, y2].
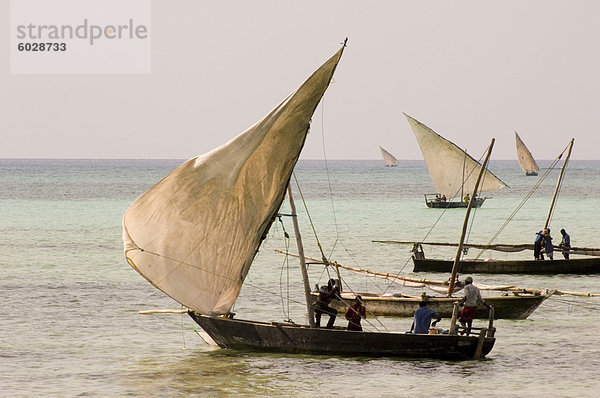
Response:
[2, 1, 600, 160]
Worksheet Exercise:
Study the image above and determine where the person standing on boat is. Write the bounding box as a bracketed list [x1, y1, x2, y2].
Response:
[458, 277, 490, 335]
[559, 229, 571, 259]
[345, 295, 366, 331]
[463, 193, 470, 203]
[410, 301, 441, 334]
[534, 230, 545, 260]
[542, 228, 554, 260]
[313, 278, 341, 328]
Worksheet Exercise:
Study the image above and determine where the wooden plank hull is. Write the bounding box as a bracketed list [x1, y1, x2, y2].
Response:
[426, 197, 486, 208]
[189, 312, 495, 360]
[329, 292, 548, 320]
[413, 257, 600, 274]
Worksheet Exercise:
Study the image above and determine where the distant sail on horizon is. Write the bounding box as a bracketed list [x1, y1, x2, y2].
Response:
[405, 114, 507, 199]
[379, 146, 398, 167]
[515, 131, 540, 176]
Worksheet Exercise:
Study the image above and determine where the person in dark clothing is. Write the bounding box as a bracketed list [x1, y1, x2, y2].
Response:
[313, 278, 341, 328]
[410, 301, 441, 334]
[345, 295, 366, 331]
[534, 230, 544, 260]
[559, 229, 571, 259]
[542, 228, 554, 260]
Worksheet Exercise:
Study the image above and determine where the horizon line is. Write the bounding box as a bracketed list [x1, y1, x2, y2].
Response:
[1, 157, 598, 161]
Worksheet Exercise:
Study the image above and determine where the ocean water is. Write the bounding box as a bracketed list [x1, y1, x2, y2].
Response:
[2, 158, 600, 397]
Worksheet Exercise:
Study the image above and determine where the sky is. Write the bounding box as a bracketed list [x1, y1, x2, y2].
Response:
[2, 1, 600, 160]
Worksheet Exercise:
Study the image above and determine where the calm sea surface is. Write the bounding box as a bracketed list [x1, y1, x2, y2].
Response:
[2, 159, 600, 397]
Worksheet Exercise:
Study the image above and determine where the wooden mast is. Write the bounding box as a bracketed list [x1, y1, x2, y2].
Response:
[448, 138, 496, 295]
[544, 139, 574, 229]
[287, 185, 316, 327]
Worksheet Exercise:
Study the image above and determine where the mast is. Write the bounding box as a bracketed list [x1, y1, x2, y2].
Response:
[287, 184, 316, 327]
[544, 139, 574, 229]
[448, 138, 496, 294]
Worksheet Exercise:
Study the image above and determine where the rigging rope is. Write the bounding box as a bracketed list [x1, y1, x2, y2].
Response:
[292, 173, 330, 268]
[551, 297, 600, 312]
[412, 146, 490, 277]
[290, 175, 388, 331]
[317, 99, 368, 282]
[277, 216, 292, 322]
[474, 142, 571, 259]
[547, 149, 570, 228]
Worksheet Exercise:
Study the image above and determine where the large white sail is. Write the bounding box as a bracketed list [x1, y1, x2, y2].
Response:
[123, 46, 345, 316]
[515, 131, 540, 175]
[405, 114, 507, 199]
[379, 146, 398, 167]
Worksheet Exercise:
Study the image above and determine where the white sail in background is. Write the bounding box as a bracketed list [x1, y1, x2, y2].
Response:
[515, 131, 540, 175]
[123, 46, 345, 316]
[405, 114, 507, 199]
[379, 146, 398, 167]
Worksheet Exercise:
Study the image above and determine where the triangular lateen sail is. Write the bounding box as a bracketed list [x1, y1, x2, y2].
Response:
[405, 114, 507, 198]
[123, 45, 345, 316]
[379, 146, 398, 167]
[515, 131, 540, 175]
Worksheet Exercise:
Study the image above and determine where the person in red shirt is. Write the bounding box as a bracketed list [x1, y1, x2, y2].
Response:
[345, 295, 366, 331]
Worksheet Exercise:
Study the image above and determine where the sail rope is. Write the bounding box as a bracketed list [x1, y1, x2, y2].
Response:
[463, 150, 489, 248]
[127, 247, 323, 320]
[320, 98, 342, 250]
[473, 142, 571, 260]
[276, 216, 293, 322]
[551, 297, 600, 313]
[458, 149, 492, 273]
[317, 99, 369, 283]
[378, 152, 488, 291]
[291, 174, 389, 331]
[546, 147, 570, 228]
[410, 147, 489, 277]
[292, 173, 330, 268]
[180, 304, 187, 349]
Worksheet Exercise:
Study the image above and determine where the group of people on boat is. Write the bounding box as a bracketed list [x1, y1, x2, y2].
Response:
[409, 276, 489, 335]
[313, 278, 367, 331]
[434, 194, 447, 202]
[314, 276, 489, 335]
[432, 193, 477, 204]
[534, 228, 571, 260]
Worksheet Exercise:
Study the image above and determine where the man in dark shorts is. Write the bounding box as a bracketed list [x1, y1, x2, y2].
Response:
[458, 276, 491, 335]
[313, 278, 341, 328]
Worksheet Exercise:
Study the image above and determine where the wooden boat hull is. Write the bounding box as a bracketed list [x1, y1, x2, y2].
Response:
[426, 197, 486, 208]
[413, 256, 600, 274]
[328, 292, 548, 320]
[189, 312, 495, 360]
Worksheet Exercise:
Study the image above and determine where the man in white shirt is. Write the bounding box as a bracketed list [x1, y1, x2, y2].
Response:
[458, 277, 491, 335]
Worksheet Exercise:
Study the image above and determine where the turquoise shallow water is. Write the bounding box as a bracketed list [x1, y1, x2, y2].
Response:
[2, 158, 600, 397]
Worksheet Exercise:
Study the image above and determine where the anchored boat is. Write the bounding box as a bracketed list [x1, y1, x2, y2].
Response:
[406, 139, 600, 275]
